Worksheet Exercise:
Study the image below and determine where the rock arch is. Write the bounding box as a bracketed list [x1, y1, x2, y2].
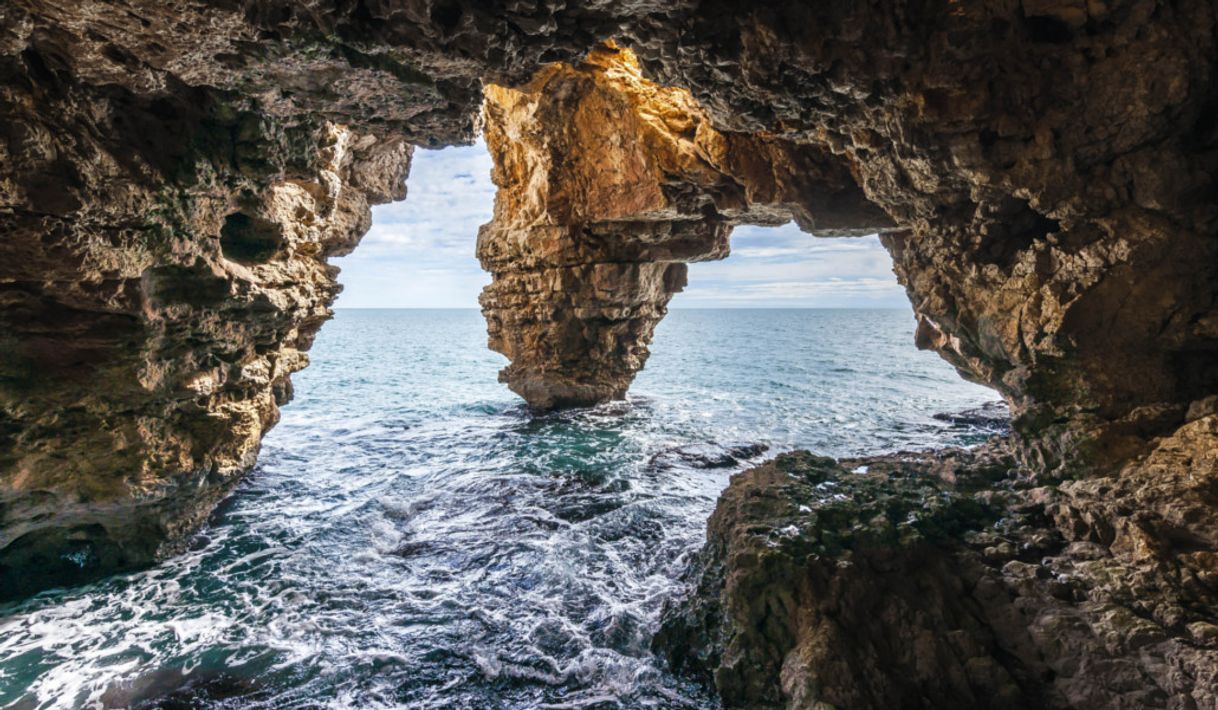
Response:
[477, 43, 895, 409]
[0, 11, 1216, 694]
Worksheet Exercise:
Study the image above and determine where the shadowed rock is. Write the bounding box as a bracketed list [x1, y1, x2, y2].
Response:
[0, 13, 1217, 707]
[656, 424, 1218, 708]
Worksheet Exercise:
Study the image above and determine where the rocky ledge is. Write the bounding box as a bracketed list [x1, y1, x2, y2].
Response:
[656, 413, 1218, 708]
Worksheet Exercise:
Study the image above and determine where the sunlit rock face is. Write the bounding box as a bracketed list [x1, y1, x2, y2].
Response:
[1, 12, 1217, 708]
[478, 44, 894, 408]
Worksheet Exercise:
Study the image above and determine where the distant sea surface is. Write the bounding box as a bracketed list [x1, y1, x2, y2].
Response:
[0, 309, 1003, 709]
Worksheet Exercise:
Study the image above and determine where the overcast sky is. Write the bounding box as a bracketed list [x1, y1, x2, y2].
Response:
[332, 141, 909, 309]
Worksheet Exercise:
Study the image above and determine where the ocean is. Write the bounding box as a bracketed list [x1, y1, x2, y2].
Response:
[0, 309, 1003, 709]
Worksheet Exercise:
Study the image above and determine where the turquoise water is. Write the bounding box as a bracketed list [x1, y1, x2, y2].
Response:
[0, 309, 1002, 709]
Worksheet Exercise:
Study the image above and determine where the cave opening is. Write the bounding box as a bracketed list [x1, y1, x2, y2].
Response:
[228, 149, 1007, 704]
[0, 38, 1010, 705]
[636, 220, 1006, 450]
[219, 211, 283, 265]
[4, 4, 1218, 706]
[314, 121, 996, 428]
[316, 132, 1002, 444]
[330, 140, 495, 309]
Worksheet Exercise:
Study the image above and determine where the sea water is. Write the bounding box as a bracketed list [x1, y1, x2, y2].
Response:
[0, 309, 1003, 709]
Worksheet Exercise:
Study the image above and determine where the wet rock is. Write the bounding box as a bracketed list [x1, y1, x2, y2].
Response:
[657, 421, 1218, 708]
[100, 667, 264, 709]
[933, 401, 1012, 435]
[648, 442, 769, 471]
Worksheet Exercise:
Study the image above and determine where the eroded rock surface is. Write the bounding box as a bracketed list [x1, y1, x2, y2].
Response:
[0, 12, 1217, 710]
[478, 43, 893, 408]
[657, 421, 1218, 708]
[0, 0, 439, 597]
[0, 106, 413, 597]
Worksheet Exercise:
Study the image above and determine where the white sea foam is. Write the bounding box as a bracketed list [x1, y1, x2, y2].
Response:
[0, 309, 1001, 709]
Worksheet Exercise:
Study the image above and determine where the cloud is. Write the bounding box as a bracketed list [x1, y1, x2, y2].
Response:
[333, 142, 494, 307]
[677, 224, 907, 308]
[334, 144, 908, 309]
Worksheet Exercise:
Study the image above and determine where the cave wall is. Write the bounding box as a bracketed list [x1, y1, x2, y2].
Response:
[0, 34, 420, 596]
[0, 0, 1215, 632]
[0, 0, 452, 597]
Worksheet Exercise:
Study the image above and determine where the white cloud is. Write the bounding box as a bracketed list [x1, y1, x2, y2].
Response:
[333, 142, 494, 307]
[334, 144, 907, 309]
[677, 224, 907, 308]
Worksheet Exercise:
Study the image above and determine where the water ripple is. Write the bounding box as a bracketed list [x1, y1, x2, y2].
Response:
[0, 309, 1002, 709]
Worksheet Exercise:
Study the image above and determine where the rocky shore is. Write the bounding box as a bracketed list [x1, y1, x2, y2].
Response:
[656, 414, 1218, 708]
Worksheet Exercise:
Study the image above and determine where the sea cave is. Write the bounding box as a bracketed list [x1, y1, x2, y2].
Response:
[2, 1, 1218, 707]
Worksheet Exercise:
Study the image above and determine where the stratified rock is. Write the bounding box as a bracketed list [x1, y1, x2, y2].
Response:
[656, 420, 1218, 708]
[478, 43, 894, 408]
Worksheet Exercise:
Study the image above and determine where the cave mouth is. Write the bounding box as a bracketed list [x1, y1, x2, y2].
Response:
[3, 1, 1218, 705]
[0, 251, 1005, 708]
[92, 209, 998, 708]
[329, 140, 495, 309]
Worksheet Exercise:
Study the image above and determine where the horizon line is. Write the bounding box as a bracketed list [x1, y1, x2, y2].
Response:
[332, 306, 911, 310]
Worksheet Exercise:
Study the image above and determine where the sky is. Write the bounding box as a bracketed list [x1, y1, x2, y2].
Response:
[332, 142, 909, 309]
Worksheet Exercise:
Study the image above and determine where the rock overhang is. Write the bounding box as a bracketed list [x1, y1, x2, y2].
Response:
[0, 0, 1215, 601]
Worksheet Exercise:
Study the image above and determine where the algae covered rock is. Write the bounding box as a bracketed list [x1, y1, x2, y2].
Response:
[654, 450, 1034, 708]
[657, 433, 1218, 708]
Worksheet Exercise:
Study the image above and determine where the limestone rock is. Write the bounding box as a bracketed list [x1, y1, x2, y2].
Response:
[0, 0, 1216, 658]
[0, 114, 413, 598]
[656, 420, 1218, 708]
[478, 43, 893, 408]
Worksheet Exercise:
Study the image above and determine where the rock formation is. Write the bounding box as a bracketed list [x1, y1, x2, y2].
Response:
[656, 417, 1218, 708]
[1, 0, 1217, 706]
[477, 43, 894, 408]
[0, 0, 438, 598]
[471, 4, 1218, 479]
[0, 98, 416, 598]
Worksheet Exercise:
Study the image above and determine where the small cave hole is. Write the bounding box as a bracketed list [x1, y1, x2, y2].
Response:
[977, 197, 1060, 267]
[1023, 15, 1074, 44]
[219, 212, 283, 265]
[430, 1, 463, 32]
[1172, 344, 1218, 404]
